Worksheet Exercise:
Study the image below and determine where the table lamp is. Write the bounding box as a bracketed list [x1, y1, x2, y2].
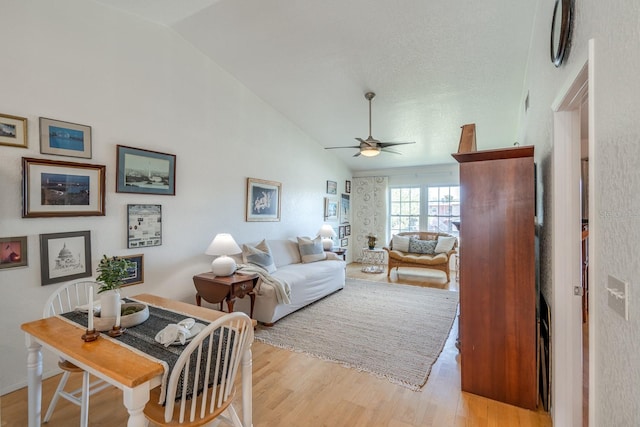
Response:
[205, 233, 242, 276]
[317, 224, 337, 250]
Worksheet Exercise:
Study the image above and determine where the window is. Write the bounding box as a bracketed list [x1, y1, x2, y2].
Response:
[389, 185, 460, 237]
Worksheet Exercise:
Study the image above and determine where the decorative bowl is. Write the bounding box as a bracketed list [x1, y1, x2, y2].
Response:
[93, 303, 149, 331]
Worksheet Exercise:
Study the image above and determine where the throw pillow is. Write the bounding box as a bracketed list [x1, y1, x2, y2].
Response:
[392, 234, 411, 252]
[434, 236, 457, 253]
[242, 239, 277, 273]
[408, 237, 437, 255]
[296, 236, 327, 263]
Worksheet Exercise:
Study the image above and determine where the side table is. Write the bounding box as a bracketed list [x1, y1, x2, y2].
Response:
[327, 247, 347, 260]
[361, 248, 386, 273]
[192, 272, 259, 319]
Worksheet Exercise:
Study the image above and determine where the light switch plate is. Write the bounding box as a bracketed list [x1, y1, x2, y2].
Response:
[607, 275, 628, 320]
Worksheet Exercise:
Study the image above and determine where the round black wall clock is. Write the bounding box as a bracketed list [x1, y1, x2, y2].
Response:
[550, 0, 574, 67]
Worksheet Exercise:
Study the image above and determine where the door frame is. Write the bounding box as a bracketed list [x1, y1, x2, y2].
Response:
[551, 39, 595, 427]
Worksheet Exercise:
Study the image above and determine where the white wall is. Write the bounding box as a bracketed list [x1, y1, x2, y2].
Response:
[0, 0, 351, 394]
[519, 0, 640, 425]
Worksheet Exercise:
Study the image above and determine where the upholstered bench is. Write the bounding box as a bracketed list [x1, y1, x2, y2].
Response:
[383, 231, 458, 282]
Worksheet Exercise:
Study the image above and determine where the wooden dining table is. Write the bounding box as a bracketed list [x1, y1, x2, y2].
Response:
[21, 293, 256, 427]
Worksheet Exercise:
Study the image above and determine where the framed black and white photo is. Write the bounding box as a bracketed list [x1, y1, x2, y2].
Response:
[341, 238, 348, 247]
[345, 180, 351, 193]
[345, 224, 351, 236]
[127, 204, 162, 248]
[40, 117, 92, 158]
[324, 197, 338, 221]
[340, 193, 350, 224]
[116, 145, 176, 195]
[0, 236, 28, 269]
[22, 157, 106, 218]
[339, 226, 346, 239]
[120, 254, 144, 286]
[246, 178, 281, 222]
[39, 231, 92, 286]
[0, 113, 28, 148]
[326, 180, 337, 195]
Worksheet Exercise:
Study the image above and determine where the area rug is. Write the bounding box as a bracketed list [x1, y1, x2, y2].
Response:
[254, 278, 459, 390]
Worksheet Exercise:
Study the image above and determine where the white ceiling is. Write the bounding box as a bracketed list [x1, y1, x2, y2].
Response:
[96, 0, 537, 171]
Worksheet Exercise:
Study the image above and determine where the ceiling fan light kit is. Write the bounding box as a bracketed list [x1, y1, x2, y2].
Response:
[325, 91, 416, 157]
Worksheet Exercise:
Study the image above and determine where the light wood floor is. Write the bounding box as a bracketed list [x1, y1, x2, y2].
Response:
[1, 263, 552, 427]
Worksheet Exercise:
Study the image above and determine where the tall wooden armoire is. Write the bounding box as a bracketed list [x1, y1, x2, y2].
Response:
[452, 146, 537, 410]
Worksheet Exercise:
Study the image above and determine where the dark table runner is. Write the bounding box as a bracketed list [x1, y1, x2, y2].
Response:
[60, 298, 230, 404]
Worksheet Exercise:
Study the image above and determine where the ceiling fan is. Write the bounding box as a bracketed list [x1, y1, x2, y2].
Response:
[325, 92, 416, 157]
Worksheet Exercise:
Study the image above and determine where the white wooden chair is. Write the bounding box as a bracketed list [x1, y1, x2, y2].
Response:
[143, 312, 254, 427]
[42, 281, 112, 426]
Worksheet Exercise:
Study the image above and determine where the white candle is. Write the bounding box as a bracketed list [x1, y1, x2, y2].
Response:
[88, 286, 94, 331]
[115, 299, 121, 328]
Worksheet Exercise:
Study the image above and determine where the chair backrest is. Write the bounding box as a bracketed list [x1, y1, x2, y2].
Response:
[44, 281, 99, 318]
[163, 312, 254, 424]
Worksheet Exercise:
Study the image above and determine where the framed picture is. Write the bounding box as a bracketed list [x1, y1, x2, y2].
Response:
[246, 177, 281, 222]
[22, 157, 106, 218]
[0, 236, 28, 269]
[120, 254, 144, 286]
[39, 231, 92, 286]
[326, 180, 337, 195]
[341, 238, 348, 247]
[39, 117, 92, 158]
[340, 193, 351, 224]
[345, 224, 351, 236]
[324, 197, 339, 221]
[339, 226, 346, 239]
[127, 204, 162, 248]
[116, 145, 176, 195]
[345, 180, 351, 193]
[0, 113, 28, 148]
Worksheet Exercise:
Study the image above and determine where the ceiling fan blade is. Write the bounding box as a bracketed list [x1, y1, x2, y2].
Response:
[355, 137, 377, 147]
[325, 145, 361, 150]
[377, 141, 416, 148]
[353, 151, 361, 157]
[380, 147, 402, 154]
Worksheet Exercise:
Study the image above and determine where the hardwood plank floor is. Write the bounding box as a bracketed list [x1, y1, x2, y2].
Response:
[2, 262, 551, 427]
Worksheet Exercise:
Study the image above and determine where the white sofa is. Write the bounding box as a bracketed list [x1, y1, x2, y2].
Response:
[232, 239, 346, 325]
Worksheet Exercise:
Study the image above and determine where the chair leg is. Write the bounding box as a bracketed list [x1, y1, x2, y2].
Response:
[43, 371, 71, 423]
[79, 371, 90, 427]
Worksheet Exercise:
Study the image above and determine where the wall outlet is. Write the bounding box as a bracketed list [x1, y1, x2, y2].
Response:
[607, 275, 628, 321]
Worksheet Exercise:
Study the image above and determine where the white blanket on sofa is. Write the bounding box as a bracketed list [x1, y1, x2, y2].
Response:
[236, 263, 292, 304]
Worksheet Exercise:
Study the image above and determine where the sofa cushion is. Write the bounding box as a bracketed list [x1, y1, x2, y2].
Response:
[242, 239, 277, 273]
[388, 249, 448, 265]
[408, 237, 437, 254]
[435, 235, 456, 253]
[267, 239, 302, 267]
[296, 236, 327, 263]
[392, 234, 411, 252]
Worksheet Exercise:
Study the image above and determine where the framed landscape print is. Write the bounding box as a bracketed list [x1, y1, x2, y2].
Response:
[246, 178, 281, 222]
[120, 254, 144, 286]
[127, 204, 162, 248]
[0, 113, 27, 148]
[326, 180, 337, 195]
[324, 197, 338, 221]
[0, 236, 28, 269]
[22, 157, 106, 218]
[340, 193, 350, 224]
[116, 145, 176, 195]
[40, 117, 92, 158]
[39, 231, 92, 286]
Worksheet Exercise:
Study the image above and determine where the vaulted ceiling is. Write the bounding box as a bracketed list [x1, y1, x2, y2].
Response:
[95, 0, 537, 171]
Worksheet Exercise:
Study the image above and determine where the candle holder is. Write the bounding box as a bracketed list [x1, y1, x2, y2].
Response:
[107, 325, 125, 337]
[81, 329, 100, 342]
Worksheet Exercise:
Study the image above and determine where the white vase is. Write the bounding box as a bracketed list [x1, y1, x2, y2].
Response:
[100, 289, 121, 319]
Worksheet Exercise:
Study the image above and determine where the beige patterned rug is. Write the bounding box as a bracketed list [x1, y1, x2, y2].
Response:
[254, 278, 459, 390]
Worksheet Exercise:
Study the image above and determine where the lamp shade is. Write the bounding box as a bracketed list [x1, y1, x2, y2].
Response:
[317, 224, 337, 250]
[205, 234, 241, 276]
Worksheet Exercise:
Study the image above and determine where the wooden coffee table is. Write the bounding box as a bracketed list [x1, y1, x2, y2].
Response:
[192, 272, 259, 318]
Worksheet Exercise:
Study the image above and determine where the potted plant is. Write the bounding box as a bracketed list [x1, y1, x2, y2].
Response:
[366, 234, 378, 250]
[96, 255, 134, 318]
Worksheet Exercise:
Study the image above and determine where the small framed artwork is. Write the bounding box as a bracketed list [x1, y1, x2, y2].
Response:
[246, 177, 281, 222]
[324, 197, 339, 221]
[39, 231, 92, 286]
[0, 236, 28, 269]
[326, 180, 337, 195]
[345, 224, 351, 236]
[340, 193, 350, 224]
[22, 157, 106, 218]
[40, 117, 92, 158]
[341, 238, 348, 247]
[0, 113, 28, 148]
[120, 254, 144, 286]
[116, 145, 176, 195]
[127, 204, 162, 248]
[345, 180, 351, 193]
[339, 225, 346, 239]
